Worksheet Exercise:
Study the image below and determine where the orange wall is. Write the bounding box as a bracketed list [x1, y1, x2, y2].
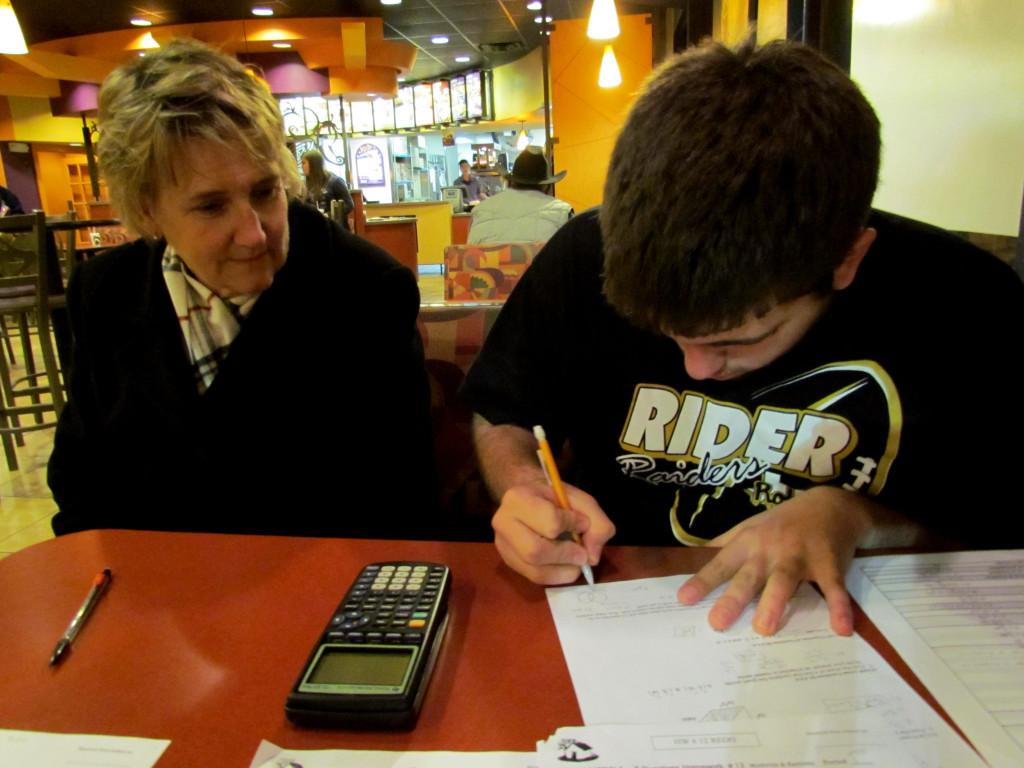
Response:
[550, 15, 653, 214]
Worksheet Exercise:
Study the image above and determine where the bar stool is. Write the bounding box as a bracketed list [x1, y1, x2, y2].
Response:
[0, 211, 66, 471]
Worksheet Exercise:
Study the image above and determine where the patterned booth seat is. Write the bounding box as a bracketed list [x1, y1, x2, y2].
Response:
[443, 242, 545, 301]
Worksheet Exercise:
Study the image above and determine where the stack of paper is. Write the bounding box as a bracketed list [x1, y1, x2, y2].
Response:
[544, 574, 986, 768]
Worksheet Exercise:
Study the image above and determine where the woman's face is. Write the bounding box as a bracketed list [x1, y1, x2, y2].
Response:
[145, 139, 289, 298]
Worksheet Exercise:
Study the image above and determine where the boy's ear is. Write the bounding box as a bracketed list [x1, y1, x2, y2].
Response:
[833, 227, 876, 291]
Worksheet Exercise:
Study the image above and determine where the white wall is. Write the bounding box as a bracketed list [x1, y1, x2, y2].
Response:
[851, 0, 1024, 235]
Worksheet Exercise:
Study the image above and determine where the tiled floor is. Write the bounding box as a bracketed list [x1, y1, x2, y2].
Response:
[0, 271, 446, 562]
[0, 359, 59, 562]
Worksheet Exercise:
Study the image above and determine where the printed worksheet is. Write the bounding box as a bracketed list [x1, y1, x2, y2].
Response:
[251, 741, 536, 768]
[848, 550, 1024, 768]
[546, 575, 983, 768]
[0, 729, 169, 767]
[536, 712, 920, 767]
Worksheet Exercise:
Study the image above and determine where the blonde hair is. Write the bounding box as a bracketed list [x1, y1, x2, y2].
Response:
[97, 38, 302, 235]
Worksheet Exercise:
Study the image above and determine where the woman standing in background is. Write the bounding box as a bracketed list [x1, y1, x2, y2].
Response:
[301, 149, 355, 230]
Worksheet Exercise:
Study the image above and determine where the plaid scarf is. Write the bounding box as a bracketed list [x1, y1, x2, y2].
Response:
[161, 246, 259, 394]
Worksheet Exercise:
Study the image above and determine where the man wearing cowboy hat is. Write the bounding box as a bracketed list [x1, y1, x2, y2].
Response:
[468, 147, 573, 244]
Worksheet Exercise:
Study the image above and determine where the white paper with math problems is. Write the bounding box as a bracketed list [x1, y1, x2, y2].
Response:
[848, 550, 1024, 768]
[545, 574, 983, 768]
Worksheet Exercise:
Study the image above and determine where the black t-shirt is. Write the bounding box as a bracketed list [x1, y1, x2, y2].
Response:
[461, 209, 1023, 547]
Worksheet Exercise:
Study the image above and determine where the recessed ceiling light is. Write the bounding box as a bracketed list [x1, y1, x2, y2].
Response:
[534, 16, 543, 23]
[455, 56, 470, 63]
[130, 18, 152, 27]
[545, 16, 553, 22]
[251, 7, 274, 16]
[527, 0, 542, 8]
[381, 0, 402, 5]
[272, 42, 291, 48]
[431, 35, 449, 44]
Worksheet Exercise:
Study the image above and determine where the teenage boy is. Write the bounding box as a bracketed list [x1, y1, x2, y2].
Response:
[462, 39, 1023, 636]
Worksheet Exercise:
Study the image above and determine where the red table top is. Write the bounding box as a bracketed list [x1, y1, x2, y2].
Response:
[0, 530, 948, 765]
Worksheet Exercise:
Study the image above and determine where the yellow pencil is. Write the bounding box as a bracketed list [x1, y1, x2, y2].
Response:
[533, 425, 595, 586]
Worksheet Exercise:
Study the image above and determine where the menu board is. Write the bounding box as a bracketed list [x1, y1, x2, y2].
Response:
[466, 71, 483, 118]
[394, 86, 415, 129]
[327, 97, 344, 133]
[450, 76, 467, 121]
[350, 100, 375, 133]
[341, 99, 352, 133]
[372, 98, 396, 132]
[279, 97, 306, 136]
[432, 80, 452, 124]
[304, 96, 330, 132]
[413, 83, 434, 127]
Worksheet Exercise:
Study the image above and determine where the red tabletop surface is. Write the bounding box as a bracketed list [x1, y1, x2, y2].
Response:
[0, 530, 950, 765]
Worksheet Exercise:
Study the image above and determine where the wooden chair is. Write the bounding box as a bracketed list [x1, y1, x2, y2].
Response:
[0, 211, 67, 471]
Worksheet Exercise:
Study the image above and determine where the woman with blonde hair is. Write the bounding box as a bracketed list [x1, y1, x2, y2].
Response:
[49, 39, 437, 537]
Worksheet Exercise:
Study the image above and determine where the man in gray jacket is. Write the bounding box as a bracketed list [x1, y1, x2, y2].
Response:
[468, 148, 573, 244]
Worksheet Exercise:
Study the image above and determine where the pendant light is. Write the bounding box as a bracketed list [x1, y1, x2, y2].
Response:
[515, 123, 531, 151]
[0, 0, 28, 55]
[598, 45, 622, 88]
[587, 0, 620, 41]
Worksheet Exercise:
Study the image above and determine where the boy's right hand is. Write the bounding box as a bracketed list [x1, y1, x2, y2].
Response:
[492, 482, 616, 584]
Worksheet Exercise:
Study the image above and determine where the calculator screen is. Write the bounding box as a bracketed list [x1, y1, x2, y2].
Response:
[308, 647, 413, 687]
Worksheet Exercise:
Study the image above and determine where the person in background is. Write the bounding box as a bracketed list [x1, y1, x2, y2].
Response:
[461, 38, 1024, 636]
[0, 184, 24, 216]
[453, 159, 485, 208]
[468, 147, 573, 244]
[301, 149, 354, 230]
[49, 38, 438, 538]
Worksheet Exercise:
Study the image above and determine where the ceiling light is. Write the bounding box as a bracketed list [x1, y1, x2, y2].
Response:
[251, 7, 274, 16]
[598, 44, 622, 88]
[381, 0, 402, 5]
[431, 35, 449, 44]
[367, 93, 377, 97]
[587, 0, 620, 40]
[527, 0, 542, 8]
[534, 16, 543, 23]
[455, 55, 470, 63]
[138, 31, 160, 49]
[272, 42, 291, 48]
[0, 0, 28, 55]
[130, 17, 153, 27]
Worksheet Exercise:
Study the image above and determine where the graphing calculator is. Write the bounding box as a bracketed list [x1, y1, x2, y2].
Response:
[285, 562, 451, 729]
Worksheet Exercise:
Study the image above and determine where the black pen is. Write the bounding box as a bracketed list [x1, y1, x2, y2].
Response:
[49, 568, 112, 666]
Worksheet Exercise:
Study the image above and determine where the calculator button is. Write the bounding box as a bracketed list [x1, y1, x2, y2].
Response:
[384, 633, 403, 643]
[403, 632, 423, 644]
[407, 619, 426, 629]
[366, 632, 383, 642]
[412, 611, 429, 619]
[396, 565, 411, 572]
[394, 611, 411, 619]
[343, 610, 362, 619]
[380, 566, 395, 573]
[346, 632, 365, 642]
[327, 630, 347, 640]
